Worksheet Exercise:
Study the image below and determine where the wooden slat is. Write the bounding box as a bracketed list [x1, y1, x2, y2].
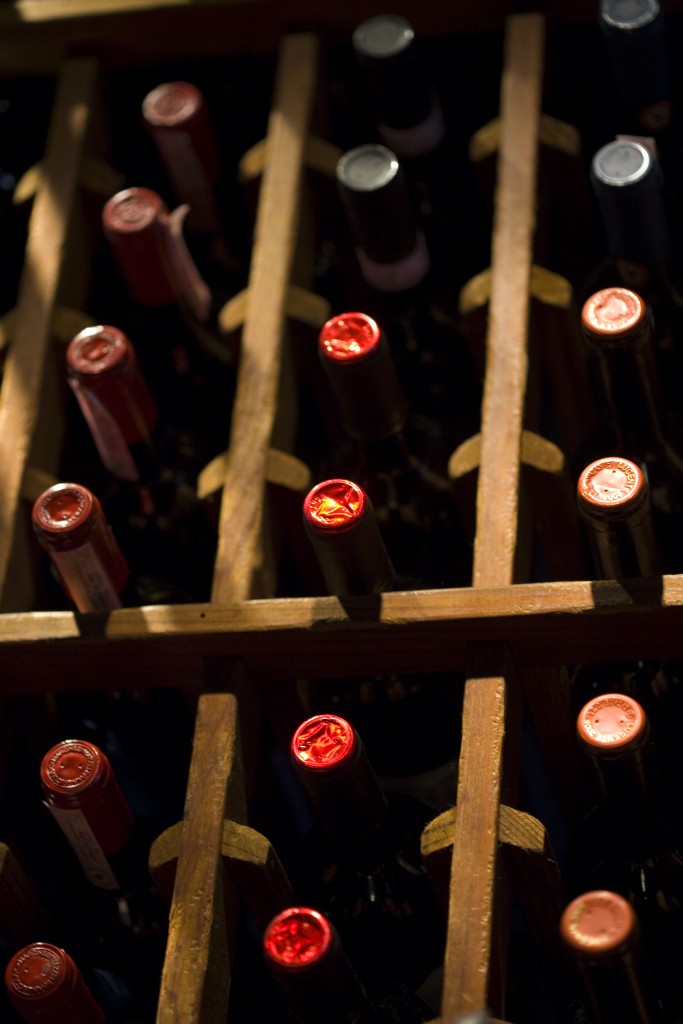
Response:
[0, 56, 97, 608]
[211, 33, 318, 604]
[442, 14, 545, 1019]
[472, 14, 542, 589]
[156, 688, 245, 1024]
[1, 573, 683, 687]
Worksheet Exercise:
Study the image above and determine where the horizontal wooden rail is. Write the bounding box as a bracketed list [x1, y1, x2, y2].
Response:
[0, 574, 680, 690]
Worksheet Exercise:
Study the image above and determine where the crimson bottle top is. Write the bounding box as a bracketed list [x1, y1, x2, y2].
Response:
[102, 186, 178, 308]
[31, 483, 130, 612]
[40, 739, 135, 890]
[5, 943, 105, 1024]
[302, 478, 396, 596]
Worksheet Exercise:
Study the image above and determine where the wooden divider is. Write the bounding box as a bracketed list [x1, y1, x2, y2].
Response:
[211, 32, 319, 604]
[0, 56, 97, 611]
[441, 14, 544, 1019]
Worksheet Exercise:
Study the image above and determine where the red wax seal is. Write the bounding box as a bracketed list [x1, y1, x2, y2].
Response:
[264, 908, 333, 969]
[41, 739, 134, 856]
[577, 457, 647, 518]
[67, 325, 158, 444]
[5, 943, 105, 1023]
[581, 287, 647, 340]
[560, 891, 636, 956]
[291, 714, 357, 771]
[577, 693, 647, 752]
[102, 187, 176, 306]
[319, 312, 381, 363]
[303, 480, 368, 534]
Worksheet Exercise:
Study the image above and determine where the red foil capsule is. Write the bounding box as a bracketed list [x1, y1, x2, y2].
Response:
[577, 456, 649, 522]
[289, 713, 387, 842]
[560, 890, 636, 957]
[576, 693, 648, 754]
[319, 312, 382, 363]
[31, 483, 129, 613]
[67, 326, 158, 481]
[41, 739, 135, 889]
[142, 81, 222, 235]
[303, 479, 368, 534]
[102, 187, 176, 307]
[5, 943, 105, 1024]
[264, 907, 333, 969]
[318, 311, 408, 441]
[302, 479, 395, 595]
[291, 714, 358, 771]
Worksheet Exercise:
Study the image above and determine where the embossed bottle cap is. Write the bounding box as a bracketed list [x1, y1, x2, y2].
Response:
[600, 0, 659, 30]
[577, 693, 647, 751]
[32, 483, 96, 540]
[319, 312, 381, 363]
[291, 714, 357, 772]
[142, 80, 202, 127]
[303, 480, 368, 535]
[592, 139, 652, 188]
[561, 890, 636, 956]
[41, 739, 111, 799]
[67, 325, 158, 445]
[41, 739, 134, 857]
[5, 943, 105, 1022]
[264, 908, 333, 970]
[581, 287, 648, 344]
[577, 458, 648, 520]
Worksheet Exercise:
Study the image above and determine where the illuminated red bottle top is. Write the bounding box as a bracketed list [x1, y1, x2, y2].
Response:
[264, 907, 333, 970]
[581, 287, 648, 343]
[291, 715, 357, 771]
[560, 890, 636, 956]
[319, 312, 381, 363]
[102, 187, 175, 306]
[66, 325, 158, 445]
[577, 457, 648, 520]
[41, 739, 134, 862]
[5, 943, 105, 1023]
[577, 693, 647, 752]
[303, 480, 368, 534]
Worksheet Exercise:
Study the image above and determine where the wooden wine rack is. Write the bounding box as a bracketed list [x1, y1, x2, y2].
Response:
[1, 2, 681, 1022]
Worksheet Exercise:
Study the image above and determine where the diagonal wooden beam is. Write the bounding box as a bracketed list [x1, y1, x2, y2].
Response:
[0, 56, 97, 608]
[441, 13, 545, 1018]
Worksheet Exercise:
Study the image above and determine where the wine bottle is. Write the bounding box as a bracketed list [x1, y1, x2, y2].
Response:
[317, 311, 471, 589]
[579, 287, 683, 564]
[101, 186, 234, 475]
[302, 478, 462, 812]
[40, 738, 168, 1019]
[263, 905, 433, 1024]
[141, 79, 246, 296]
[335, 143, 480, 445]
[288, 715, 445, 1002]
[65, 323, 217, 601]
[5, 942, 105, 1024]
[598, 0, 673, 139]
[560, 889, 666, 1024]
[31, 482, 131, 613]
[587, 136, 683, 386]
[571, 456, 683, 753]
[567, 693, 683, 1017]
